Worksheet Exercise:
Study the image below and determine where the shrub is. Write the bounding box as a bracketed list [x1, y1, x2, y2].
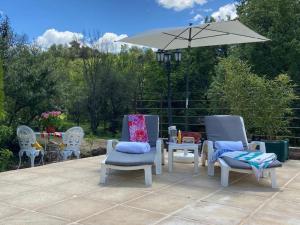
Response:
[0, 148, 13, 171]
[0, 125, 13, 171]
[207, 57, 297, 139]
[0, 59, 4, 120]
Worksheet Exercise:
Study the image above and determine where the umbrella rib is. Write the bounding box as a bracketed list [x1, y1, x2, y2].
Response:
[162, 28, 190, 50]
[191, 24, 210, 39]
[192, 33, 230, 41]
[203, 28, 268, 41]
[161, 32, 188, 41]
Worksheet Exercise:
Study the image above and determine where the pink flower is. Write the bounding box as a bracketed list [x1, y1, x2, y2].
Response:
[43, 113, 49, 119]
[40, 110, 62, 120]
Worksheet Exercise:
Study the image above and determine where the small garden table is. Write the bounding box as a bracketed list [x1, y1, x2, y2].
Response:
[168, 142, 200, 174]
[35, 132, 65, 161]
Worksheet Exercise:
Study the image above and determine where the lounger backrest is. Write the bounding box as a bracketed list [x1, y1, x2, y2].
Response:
[121, 115, 159, 147]
[204, 115, 248, 148]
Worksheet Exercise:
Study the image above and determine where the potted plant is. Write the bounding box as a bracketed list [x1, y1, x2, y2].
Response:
[208, 57, 297, 162]
[39, 111, 64, 133]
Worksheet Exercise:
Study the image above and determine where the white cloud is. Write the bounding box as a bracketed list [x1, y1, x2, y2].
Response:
[192, 14, 204, 23]
[211, 3, 237, 22]
[203, 8, 212, 12]
[36, 29, 84, 48]
[35, 29, 130, 53]
[94, 32, 128, 53]
[157, 0, 207, 11]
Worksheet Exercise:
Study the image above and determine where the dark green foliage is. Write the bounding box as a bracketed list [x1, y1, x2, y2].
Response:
[0, 125, 13, 171]
[0, 59, 4, 119]
[236, 0, 300, 83]
[208, 57, 297, 139]
[4, 45, 64, 126]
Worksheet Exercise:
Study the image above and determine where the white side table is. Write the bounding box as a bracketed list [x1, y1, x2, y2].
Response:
[168, 143, 200, 173]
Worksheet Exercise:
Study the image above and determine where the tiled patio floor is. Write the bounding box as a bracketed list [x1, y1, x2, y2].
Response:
[0, 155, 300, 225]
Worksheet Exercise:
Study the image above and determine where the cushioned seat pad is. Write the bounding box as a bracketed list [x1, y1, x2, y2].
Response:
[221, 156, 282, 170]
[105, 147, 156, 166]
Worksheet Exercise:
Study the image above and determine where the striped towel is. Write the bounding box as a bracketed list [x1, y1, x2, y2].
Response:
[221, 151, 277, 180]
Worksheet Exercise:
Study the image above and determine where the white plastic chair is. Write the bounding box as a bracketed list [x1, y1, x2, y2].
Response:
[60, 127, 84, 160]
[17, 125, 44, 168]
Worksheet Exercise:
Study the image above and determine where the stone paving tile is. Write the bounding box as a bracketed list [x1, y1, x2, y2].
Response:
[286, 178, 300, 190]
[19, 175, 70, 187]
[38, 196, 116, 222]
[157, 183, 217, 200]
[0, 204, 24, 221]
[54, 168, 99, 180]
[262, 198, 300, 217]
[80, 205, 165, 225]
[179, 175, 223, 190]
[125, 192, 194, 214]
[85, 186, 150, 204]
[157, 216, 209, 225]
[243, 212, 300, 225]
[47, 179, 103, 196]
[0, 171, 40, 183]
[59, 160, 100, 169]
[203, 190, 267, 210]
[275, 188, 300, 203]
[175, 202, 250, 225]
[0, 211, 69, 225]
[0, 181, 37, 200]
[101, 176, 176, 190]
[223, 177, 279, 197]
[3, 190, 70, 210]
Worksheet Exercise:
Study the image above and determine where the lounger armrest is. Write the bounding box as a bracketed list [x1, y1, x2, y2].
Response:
[249, 141, 266, 153]
[106, 139, 119, 155]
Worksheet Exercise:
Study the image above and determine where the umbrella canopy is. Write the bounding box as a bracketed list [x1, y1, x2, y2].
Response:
[120, 20, 269, 50]
[119, 20, 270, 129]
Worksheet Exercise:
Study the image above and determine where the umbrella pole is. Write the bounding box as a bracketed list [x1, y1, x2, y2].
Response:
[166, 60, 172, 127]
[184, 47, 190, 131]
[185, 24, 192, 131]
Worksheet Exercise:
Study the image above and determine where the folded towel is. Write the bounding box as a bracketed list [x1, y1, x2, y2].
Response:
[116, 141, 151, 154]
[128, 114, 149, 142]
[221, 151, 277, 180]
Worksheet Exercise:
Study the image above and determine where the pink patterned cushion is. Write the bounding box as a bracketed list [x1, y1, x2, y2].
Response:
[128, 114, 149, 142]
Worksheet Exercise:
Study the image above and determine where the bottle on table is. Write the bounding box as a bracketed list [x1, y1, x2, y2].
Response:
[177, 130, 182, 144]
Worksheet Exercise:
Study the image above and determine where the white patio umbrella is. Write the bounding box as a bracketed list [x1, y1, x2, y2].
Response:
[119, 20, 270, 129]
[120, 20, 269, 50]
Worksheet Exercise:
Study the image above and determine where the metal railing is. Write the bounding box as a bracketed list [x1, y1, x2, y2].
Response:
[133, 92, 300, 147]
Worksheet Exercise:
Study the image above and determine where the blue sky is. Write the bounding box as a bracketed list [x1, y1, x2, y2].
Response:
[0, 0, 236, 48]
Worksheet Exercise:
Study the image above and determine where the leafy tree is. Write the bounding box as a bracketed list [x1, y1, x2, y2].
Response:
[0, 59, 4, 119]
[236, 0, 300, 83]
[80, 44, 114, 134]
[4, 45, 63, 126]
[0, 16, 13, 66]
[208, 57, 296, 139]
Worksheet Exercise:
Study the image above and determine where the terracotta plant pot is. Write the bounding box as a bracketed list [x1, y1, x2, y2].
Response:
[46, 126, 56, 133]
